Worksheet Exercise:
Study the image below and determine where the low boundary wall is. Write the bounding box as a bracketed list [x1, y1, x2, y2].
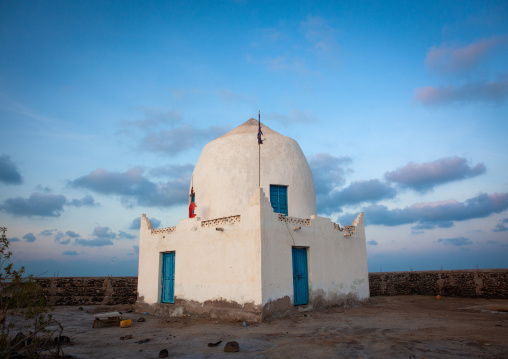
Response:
[369, 269, 508, 299]
[35, 277, 137, 306]
[33, 269, 507, 306]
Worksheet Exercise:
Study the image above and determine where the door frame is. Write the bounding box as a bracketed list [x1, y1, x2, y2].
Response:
[160, 251, 175, 304]
[292, 247, 309, 306]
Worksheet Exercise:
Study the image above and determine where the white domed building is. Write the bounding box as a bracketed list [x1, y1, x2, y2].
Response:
[136, 119, 369, 321]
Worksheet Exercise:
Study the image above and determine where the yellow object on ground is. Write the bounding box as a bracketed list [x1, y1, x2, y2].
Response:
[120, 319, 132, 328]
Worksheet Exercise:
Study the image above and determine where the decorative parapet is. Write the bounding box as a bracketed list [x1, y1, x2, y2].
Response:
[333, 222, 356, 234]
[278, 214, 311, 226]
[151, 227, 176, 235]
[141, 214, 153, 230]
[352, 212, 364, 227]
[344, 225, 356, 233]
[201, 215, 241, 228]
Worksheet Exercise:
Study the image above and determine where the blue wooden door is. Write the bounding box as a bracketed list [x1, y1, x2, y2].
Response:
[161, 252, 175, 303]
[292, 248, 309, 305]
[270, 185, 288, 216]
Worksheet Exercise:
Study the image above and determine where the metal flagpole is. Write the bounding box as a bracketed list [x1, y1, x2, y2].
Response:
[257, 110, 263, 188]
[258, 111, 261, 188]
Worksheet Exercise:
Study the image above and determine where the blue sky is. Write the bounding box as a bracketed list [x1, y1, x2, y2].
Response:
[1, 0, 507, 276]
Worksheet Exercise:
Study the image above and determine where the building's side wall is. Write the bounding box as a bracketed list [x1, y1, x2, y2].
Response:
[260, 192, 369, 320]
[136, 203, 263, 321]
[369, 269, 508, 298]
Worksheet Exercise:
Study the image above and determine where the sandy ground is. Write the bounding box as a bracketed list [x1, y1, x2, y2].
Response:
[19, 295, 508, 358]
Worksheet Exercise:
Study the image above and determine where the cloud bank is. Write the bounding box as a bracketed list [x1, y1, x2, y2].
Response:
[0, 154, 22, 184]
[0, 192, 97, 217]
[141, 125, 229, 156]
[340, 192, 508, 227]
[0, 193, 67, 217]
[385, 156, 485, 193]
[425, 35, 508, 75]
[492, 218, 508, 232]
[23, 233, 37, 242]
[308, 153, 352, 196]
[310, 153, 397, 215]
[437, 237, 473, 246]
[68, 195, 97, 207]
[70, 166, 191, 208]
[413, 78, 508, 106]
[325, 180, 397, 211]
[416, 35, 508, 106]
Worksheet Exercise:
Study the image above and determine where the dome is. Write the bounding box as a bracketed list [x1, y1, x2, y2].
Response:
[191, 119, 316, 220]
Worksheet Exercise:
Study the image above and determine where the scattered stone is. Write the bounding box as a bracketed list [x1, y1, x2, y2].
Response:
[297, 304, 313, 313]
[159, 349, 169, 358]
[137, 317, 146, 322]
[78, 307, 84, 311]
[126, 309, 134, 313]
[224, 341, 239, 352]
[54, 335, 71, 344]
[208, 340, 222, 347]
[120, 335, 133, 340]
[136, 338, 151, 344]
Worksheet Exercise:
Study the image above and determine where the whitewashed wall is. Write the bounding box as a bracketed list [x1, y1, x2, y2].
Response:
[137, 204, 263, 307]
[137, 188, 369, 319]
[259, 191, 370, 307]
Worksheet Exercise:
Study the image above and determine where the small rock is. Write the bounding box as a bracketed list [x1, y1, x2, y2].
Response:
[159, 349, 169, 358]
[208, 340, 222, 347]
[137, 317, 146, 322]
[54, 336, 70, 344]
[78, 307, 83, 311]
[224, 341, 240, 352]
[136, 338, 151, 344]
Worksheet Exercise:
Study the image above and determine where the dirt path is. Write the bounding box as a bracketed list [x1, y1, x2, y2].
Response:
[37, 296, 508, 358]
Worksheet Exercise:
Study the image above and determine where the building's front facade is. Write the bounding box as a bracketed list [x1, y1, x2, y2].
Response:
[136, 119, 369, 321]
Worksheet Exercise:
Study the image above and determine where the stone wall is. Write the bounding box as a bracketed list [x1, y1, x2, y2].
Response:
[32, 269, 508, 306]
[369, 269, 508, 299]
[35, 277, 138, 306]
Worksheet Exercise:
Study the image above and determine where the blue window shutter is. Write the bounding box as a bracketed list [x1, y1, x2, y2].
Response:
[270, 185, 288, 216]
